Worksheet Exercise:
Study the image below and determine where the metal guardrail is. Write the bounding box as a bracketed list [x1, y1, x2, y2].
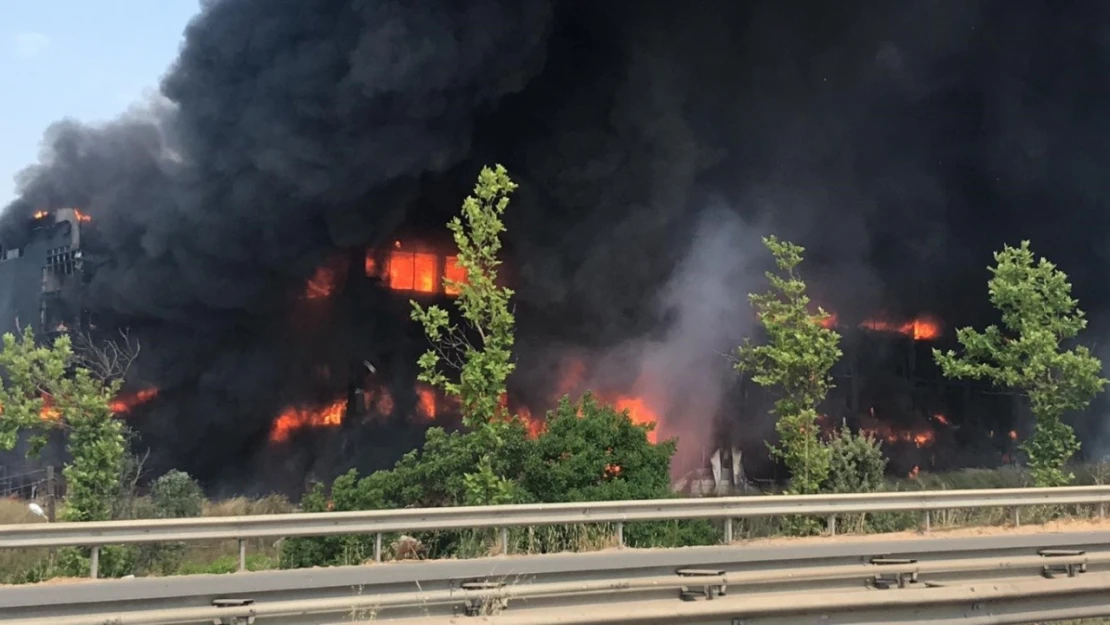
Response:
[389, 574, 1110, 625]
[4, 531, 1110, 624]
[2, 485, 1110, 578]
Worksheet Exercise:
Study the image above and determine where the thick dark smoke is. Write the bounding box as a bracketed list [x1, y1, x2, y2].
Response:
[5, 0, 1110, 491]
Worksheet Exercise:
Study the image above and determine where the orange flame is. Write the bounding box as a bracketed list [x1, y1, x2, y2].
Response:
[932, 413, 950, 426]
[859, 315, 942, 341]
[38, 394, 60, 422]
[73, 209, 92, 223]
[416, 385, 436, 421]
[1009, 430, 1018, 441]
[364, 251, 378, 277]
[535, 357, 664, 445]
[365, 243, 469, 297]
[32, 210, 48, 220]
[443, 256, 468, 296]
[861, 424, 936, 448]
[5, 389, 157, 422]
[612, 396, 660, 444]
[269, 398, 345, 443]
[304, 265, 338, 300]
[110, 388, 159, 414]
[516, 406, 544, 437]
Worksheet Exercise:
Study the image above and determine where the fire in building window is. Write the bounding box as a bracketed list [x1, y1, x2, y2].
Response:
[368, 242, 469, 296]
[443, 256, 467, 295]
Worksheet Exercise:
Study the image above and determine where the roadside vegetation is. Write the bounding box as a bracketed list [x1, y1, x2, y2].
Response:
[0, 165, 1106, 584]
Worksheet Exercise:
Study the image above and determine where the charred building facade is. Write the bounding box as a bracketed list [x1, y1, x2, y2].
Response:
[0, 209, 89, 337]
[3, 1, 1110, 494]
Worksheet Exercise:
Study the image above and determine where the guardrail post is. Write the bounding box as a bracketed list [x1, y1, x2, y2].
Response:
[90, 546, 99, 579]
[374, 533, 382, 563]
[237, 539, 246, 572]
[923, 510, 931, 533]
[827, 515, 836, 536]
[1013, 508, 1021, 527]
[616, 522, 624, 549]
[1100, 503, 1106, 520]
[500, 528, 509, 555]
[723, 519, 733, 544]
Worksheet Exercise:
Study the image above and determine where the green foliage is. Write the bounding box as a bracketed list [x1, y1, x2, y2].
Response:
[411, 164, 520, 503]
[0, 327, 126, 522]
[519, 393, 674, 503]
[411, 164, 518, 429]
[736, 236, 843, 493]
[0, 327, 67, 451]
[520, 394, 716, 548]
[134, 470, 205, 575]
[933, 241, 1108, 486]
[279, 394, 708, 567]
[58, 544, 136, 579]
[150, 470, 205, 519]
[824, 424, 888, 494]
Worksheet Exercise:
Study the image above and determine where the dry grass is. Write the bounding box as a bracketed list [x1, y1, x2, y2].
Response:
[176, 495, 296, 570]
[0, 499, 51, 583]
[202, 494, 295, 518]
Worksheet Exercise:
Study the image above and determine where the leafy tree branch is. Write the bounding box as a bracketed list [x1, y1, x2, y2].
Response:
[735, 236, 842, 494]
[933, 241, 1107, 486]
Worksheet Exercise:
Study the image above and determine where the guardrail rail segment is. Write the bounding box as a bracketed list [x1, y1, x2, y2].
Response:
[3, 485, 1110, 578]
[6, 531, 1110, 624]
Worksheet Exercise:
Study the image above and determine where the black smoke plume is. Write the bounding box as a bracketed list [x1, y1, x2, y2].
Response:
[5, 0, 1110, 492]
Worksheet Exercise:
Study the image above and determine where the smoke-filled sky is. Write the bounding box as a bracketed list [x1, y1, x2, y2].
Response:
[5, 0, 1110, 488]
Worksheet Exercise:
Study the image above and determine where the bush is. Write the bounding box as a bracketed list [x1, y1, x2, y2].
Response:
[137, 470, 205, 575]
[822, 425, 891, 533]
[824, 425, 887, 494]
[280, 393, 715, 567]
[150, 470, 205, 518]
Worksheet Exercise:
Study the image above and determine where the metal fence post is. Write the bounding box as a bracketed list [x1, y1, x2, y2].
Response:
[723, 519, 733, 544]
[616, 523, 624, 549]
[374, 533, 382, 563]
[923, 510, 931, 533]
[89, 546, 99, 579]
[237, 539, 246, 572]
[1013, 508, 1021, 528]
[827, 515, 836, 536]
[500, 527, 509, 555]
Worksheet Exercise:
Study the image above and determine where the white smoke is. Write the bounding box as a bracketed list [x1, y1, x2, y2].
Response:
[592, 204, 766, 474]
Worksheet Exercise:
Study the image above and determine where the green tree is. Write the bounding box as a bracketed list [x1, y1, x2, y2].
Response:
[411, 164, 518, 428]
[0, 327, 126, 522]
[411, 164, 520, 504]
[0, 327, 67, 450]
[933, 241, 1107, 486]
[824, 424, 887, 494]
[735, 236, 842, 494]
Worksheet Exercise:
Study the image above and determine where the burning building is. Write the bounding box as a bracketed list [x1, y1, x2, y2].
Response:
[0, 208, 88, 337]
[3, 0, 1110, 494]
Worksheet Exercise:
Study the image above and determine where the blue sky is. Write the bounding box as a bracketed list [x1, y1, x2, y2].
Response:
[0, 1, 200, 206]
